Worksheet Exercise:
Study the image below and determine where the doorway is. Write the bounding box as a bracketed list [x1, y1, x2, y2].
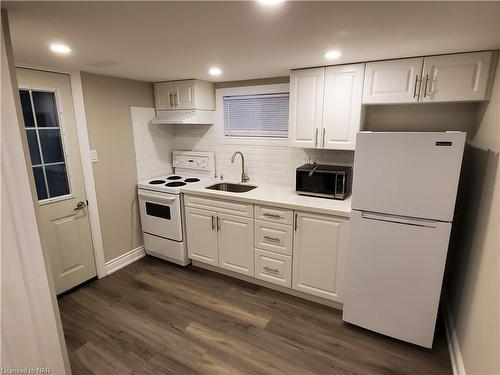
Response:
[16, 67, 97, 294]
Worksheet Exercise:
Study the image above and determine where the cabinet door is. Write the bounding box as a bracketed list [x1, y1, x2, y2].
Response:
[292, 212, 348, 302]
[322, 64, 364, 150]
[420, 51, 495, 102]
[174, 80, 195, 109]
[154, 82, 175, 110]
[363, 58, 424, 104]
[185, 207, 218, 266]
[289, 68, 325, 148]
[217, 213, 254, 276]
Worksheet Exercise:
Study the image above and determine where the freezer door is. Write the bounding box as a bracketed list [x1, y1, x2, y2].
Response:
[342, 210, 451, 348]
[352, 132, 465, 221]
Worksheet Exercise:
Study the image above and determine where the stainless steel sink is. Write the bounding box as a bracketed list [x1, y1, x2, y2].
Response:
[206, 183, 257, 193]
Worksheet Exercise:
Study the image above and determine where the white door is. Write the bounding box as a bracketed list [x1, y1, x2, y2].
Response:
[292, 212, 348, 302]
[16, 68, 96, 294]
[174, 80, 195, 110]
[363, 58, 424, 103]
[217, 212, 254, 276]
[420, 51, 495, 102]
[352, 132, 466, 221]
[289, 68, 325, 148]
[343, 210, 452, 348]
[154, 82, 175, 110]
[322, 64, 364, 150]
[185, 207, 218, 265]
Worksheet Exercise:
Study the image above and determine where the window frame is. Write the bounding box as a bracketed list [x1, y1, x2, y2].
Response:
[19, 85, 74, 205]
[217, 83, 290, 146]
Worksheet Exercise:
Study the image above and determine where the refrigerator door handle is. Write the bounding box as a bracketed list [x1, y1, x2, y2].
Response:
[361, 211, 438, 228]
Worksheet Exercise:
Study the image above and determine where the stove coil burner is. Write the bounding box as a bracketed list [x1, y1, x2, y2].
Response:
[184, 178, 200, 183]
[165, 181, 187, 187]
[167, 175, 183, 180]
[149, 180, 166, 184]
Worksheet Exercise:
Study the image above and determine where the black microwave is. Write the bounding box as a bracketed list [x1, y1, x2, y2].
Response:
[296, 164, 352, 200]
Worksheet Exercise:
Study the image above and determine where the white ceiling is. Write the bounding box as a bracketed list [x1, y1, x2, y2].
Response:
[4, 1, 500, 83]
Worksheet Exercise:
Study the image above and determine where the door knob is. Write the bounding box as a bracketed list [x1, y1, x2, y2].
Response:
[74, 201, 86, 210]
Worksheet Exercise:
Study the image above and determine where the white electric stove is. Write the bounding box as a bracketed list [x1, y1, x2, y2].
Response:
[138, 151, 215, 265]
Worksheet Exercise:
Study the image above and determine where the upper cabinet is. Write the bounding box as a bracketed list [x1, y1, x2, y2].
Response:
[363, 58, 424, 104]
[363, 51, 496, 104]
[289, 63, 364, 150]
[154, 79, 215, 111]
[420, 52, 495, 102]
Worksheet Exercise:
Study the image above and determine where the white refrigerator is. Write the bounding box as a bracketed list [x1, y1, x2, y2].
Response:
[342, 131, 466, 348]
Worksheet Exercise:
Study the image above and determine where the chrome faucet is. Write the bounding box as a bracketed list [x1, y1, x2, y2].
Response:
[231, 151, 249, 183]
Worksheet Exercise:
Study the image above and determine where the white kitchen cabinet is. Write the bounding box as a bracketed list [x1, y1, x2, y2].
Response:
[292, 211, 349, 302]
[322, 64, 364, 150]
[185, 207, 218, 266]
[363, 58, 424, 104]
[217, 213, 254, 276]
[288, 68, 324, 148]
[154, 81, 176, 110]
[420, 51, 495, 102]
[153, 79, 215, 111]
[289, 64, 363, 150]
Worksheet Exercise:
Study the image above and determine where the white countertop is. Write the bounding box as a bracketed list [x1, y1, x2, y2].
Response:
[180, 179, 351, 218]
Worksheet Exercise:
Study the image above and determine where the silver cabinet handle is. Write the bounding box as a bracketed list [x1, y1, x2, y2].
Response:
[314, 128, 319, 147]
[174, 92, 179, 106]
[263, 266, 280, 273]
[413, 74, 421, 99]
[263, 213, 282, 219]
[423, 74, 429, 98]
[74, 201, 86, 210]
[169, 93, 174, 107]
[216, 216, 221, 231]
[264, 236, 280, 243]
[294, 212, 298, 231]
[322, 128, 326, 148]
[211, 215, 215, 231]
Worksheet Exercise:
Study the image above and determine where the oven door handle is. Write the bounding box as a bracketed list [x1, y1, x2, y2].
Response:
[138, 190, 178, 204]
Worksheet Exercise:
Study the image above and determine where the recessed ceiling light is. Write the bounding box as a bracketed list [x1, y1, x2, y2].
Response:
[209, 67, 222, 76]
[50, 43, 71, 54]
[324, 50, 342, 60]
[257, 0, 285, 5]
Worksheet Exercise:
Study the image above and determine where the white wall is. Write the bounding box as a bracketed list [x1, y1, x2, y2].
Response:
[131, 107, 175, 181]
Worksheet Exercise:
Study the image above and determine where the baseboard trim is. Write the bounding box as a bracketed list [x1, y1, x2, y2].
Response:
[104, 246, 145, 275]
[442, 293, 467, 375]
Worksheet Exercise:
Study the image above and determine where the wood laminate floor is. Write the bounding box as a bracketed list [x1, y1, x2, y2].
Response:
[59, 256, 452, 375]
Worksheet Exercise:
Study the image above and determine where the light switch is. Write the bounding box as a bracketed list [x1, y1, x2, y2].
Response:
[90, 149, 98, 163]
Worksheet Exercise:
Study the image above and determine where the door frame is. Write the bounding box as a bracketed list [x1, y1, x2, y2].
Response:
[16, 62, 106, 278]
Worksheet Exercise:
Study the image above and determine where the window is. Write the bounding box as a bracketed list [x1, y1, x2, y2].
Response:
[19, 89, 71, 202]
[221, 84, 289, 140]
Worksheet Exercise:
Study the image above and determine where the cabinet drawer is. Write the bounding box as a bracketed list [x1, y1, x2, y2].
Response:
[255, 249, 292, 288]
[184, 194, 253, 218]
[255, 220, 292, 255]
[255, 205, 293, 225]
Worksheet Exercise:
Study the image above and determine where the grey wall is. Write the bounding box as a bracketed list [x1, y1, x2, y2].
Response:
[81, 72, 154, 262]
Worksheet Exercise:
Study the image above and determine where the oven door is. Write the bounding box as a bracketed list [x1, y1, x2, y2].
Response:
[138, 189, 182, 241]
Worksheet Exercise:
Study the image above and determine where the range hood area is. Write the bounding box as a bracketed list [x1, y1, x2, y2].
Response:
[151, 109, 214, 125]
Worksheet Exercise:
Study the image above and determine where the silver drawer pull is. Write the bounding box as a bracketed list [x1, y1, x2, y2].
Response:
[264, 236, 280, 243]
[263, 266, 279, 273]
[263, 213, 282, 219]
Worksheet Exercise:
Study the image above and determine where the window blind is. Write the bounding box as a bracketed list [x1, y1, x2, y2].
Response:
[223, 92, 289, 138]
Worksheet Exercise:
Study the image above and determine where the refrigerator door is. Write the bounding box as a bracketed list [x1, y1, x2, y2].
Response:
[352, 132, 465, 221]
[342, 210, 451, 348]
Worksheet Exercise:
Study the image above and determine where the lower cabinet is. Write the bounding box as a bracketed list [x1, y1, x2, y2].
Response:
[185, 196, 350, 305]
[218, 213, 254, 276]
[292, 211, 349, 302]
[255, 248, 292, 287]
[185, 205, 254, 276]
[185, 207, 218, 266]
